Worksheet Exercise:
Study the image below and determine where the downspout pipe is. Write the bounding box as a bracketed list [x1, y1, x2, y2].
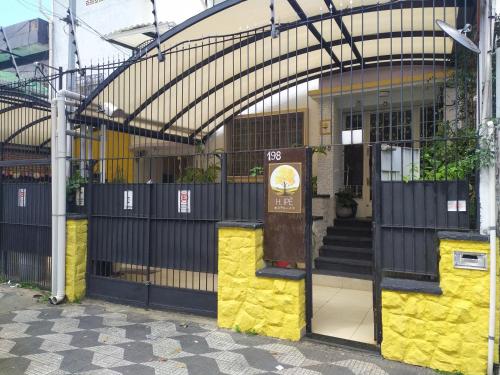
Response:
[50, 89, 84, 305]
[50, 100, 57, 298]
[487, 119, 497, 375]
[50, 93, 68, 304]
[487, 1, 499, 373]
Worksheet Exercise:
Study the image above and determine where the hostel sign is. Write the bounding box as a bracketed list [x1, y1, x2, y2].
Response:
[267, 162, 302, 214]
[264, 148, 311, 262]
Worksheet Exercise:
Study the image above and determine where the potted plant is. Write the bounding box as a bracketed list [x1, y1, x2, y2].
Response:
[67, 172, 87, 212]
[335, 188, 358, 218]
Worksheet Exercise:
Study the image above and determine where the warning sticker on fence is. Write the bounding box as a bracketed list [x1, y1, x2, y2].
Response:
[447, 200, 466, 212]
[124, 190, 133, 210]
[18, 188, 26, 207]
[178, 190, 191, 213]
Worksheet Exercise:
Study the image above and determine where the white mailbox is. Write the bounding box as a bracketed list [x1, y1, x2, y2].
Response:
[453, 251, 487, 270]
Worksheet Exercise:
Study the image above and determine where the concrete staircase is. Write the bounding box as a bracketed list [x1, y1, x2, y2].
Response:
[314, 218, 373, 280]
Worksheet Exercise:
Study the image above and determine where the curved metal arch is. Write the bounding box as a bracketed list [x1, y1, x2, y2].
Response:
[120, 26, 272, 130]
[77, 0, 463, 116]
[0, 89, 50, 109]
[160, 29, 445, 134]
[3, 115, 51, 144]
[191, 54, 446, 141]
[76, 0, 244, 113]
[0, 103, 25, 115]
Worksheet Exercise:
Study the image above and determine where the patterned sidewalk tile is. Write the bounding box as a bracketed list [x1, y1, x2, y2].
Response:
[0, 286, 437, 375]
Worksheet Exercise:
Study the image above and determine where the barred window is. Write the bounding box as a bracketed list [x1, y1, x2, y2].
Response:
[226, 112, 304, 176]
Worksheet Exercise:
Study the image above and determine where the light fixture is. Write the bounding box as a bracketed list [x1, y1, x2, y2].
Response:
[436, 20, 481, 54]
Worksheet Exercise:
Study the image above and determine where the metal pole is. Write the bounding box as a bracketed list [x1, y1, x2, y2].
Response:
[100, 124, 107, 183]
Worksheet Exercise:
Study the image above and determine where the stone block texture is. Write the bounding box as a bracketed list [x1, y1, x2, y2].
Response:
[66, 218, 88, 302]
[217, 227, 306, 341]
[381, 238, 499, 375]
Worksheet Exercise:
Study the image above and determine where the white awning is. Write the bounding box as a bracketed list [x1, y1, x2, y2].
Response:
[76, 0, 469, 144]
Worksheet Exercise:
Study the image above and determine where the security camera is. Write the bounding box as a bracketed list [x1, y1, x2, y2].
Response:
[101, 102, 126, 118]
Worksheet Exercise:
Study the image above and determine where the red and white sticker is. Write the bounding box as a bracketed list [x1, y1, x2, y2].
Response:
[178, 190, 191, 214]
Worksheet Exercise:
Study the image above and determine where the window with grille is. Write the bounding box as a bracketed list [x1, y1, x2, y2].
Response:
[420, 106, 444, 139]
[370, 110, 412, 143]
[226, 112, 304, 176]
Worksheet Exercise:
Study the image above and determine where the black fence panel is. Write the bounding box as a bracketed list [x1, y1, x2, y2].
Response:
[0, 182, 51, 288]
[373, 140, 474, 279]
[226, 183, 264, 221]
[381, 181, 470, 229]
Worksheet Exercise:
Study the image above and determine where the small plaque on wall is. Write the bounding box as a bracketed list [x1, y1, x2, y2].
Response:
[320, 119, 332, 135]
[263, 148, 311, 263]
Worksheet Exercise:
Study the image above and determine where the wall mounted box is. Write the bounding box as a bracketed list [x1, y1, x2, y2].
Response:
[453, 251, 487, 270]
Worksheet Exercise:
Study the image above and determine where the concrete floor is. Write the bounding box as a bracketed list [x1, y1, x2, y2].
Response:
[312, 274, 376, 345]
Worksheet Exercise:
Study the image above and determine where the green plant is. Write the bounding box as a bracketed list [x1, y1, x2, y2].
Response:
[335, 188, 358, 208]
[312, 145, 328, 155]
[36, 292, 50, 304]
[67, 172, 87, 200]
[420, 121, 496, 181]
[312, 176, 318, 196]
[249, 166, 264, 177]
[19, 281, 42, 291]
[177, 164, 220, 183]
[234, 325, 242, 333]
[112, 167, 127, 183]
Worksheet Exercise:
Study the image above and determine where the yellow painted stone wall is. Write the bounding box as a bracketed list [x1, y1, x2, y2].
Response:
[382, 238, 499, 375]
[218, 227, 306, 341]
[66, 218, 88, 302]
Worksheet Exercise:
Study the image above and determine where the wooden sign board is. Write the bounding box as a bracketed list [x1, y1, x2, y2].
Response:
[263, 148, 311, 263]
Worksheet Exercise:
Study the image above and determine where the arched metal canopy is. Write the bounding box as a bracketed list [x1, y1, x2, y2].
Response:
[76, 0, 468, 144]
[0, 87, 51, 147]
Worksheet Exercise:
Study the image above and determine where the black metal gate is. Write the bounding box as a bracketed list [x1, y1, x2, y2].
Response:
[371, 140, 476, 341]
[0, 160, 52, 288]
[85, 154, 264, 316]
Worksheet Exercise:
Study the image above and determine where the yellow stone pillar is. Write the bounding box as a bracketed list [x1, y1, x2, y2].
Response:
[381, 232, 499, 375]
[65, 214, 88, 302]
[217, 221, 306, 341]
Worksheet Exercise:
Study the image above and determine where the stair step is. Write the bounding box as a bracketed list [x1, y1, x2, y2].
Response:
[327, 226, 372, 237]
[313, 269, 374, 280]
[323, 235, 372, 248]
[334, 218, 372, 229]
[319, 245, 372, 260]
[315, 256, 373, 276]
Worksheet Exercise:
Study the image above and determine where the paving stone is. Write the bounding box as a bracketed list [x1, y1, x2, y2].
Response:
[37, 308, 64, 320]
[25, 320, 56, 336]
[9, 336, 45, 356]
[174, 354, 222, 375]
[117, 340, 156, 363]
[0, 284, 437, 375]
[111, 363, 156, 375]
[123, 323, 151, 340]
[0, 355, 31, 374]
[70, 330, 103, 348]
[58, 348, 98, 373]
[175, 334, 217, 355]
[78, 315, 105, 330]
[232, 347, 284, 371]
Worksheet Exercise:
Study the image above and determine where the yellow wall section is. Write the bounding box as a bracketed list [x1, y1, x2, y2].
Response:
[381, 238, 499, 375]
[65, 218, 88, 302]
[218, 227, 306, 341]
[73, 130, 133, 182]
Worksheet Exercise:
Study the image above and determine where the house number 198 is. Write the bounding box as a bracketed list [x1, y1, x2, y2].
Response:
[267, 151, 281, 161]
